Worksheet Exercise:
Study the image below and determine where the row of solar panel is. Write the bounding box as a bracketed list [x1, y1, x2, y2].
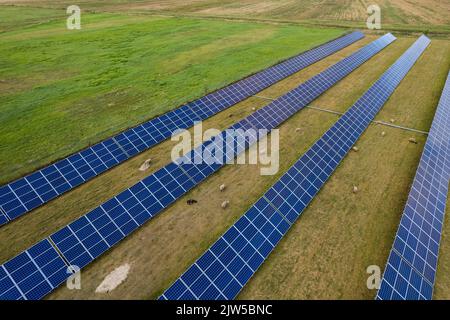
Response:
[0, 239, 69, 300]
[377, 70, 450, 300]
[0, 31, 365, 225]
[0, 34, 394, 300]
[159, 35, 431, 300]
[0, 208, 6, 226]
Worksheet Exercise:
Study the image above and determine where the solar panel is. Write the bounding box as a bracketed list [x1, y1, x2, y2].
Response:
[0, 31, 365, 226]
[0, 208, 7, 226]
[159, 35, 430, 300]
[0, 239, 71, 300]
[377, 70, 450, 300]
[0, 34, 395, 300]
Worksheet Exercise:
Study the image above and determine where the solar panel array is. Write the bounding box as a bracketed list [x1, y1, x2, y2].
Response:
[377, 71, 450, 300]
[0, 34, 395, 300]
[0, 32, 365, 226]
[0, 239, 69, 300]
[159, 35, 430, 300]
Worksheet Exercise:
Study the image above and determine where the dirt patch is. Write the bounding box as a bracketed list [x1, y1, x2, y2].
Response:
[95, 264, 131, 294]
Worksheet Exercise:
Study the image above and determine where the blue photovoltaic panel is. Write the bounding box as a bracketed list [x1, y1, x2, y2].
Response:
[159, 35, 430, 300]
[0, 239, 70, 300]
[0, 32, 365, 225]
[377, 71, 450, 300]
[0, 208, 7, 226]
[0, 34, 395, 300]
[48, 163, 197, 269]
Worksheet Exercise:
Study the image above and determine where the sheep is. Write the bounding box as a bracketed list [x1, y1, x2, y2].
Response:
[139, 159, 152, 171]
[409, 137, 418, 144]
[352, 146, 359, 152]
[221, 200, 230, 209]
[381, 131, 386, 137]
[353, 186, 359, 193]
[187, 199, 198, 205]
[219, 184, 226, 192]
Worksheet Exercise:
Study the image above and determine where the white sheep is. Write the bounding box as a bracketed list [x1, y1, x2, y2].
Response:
[409, 137, 418, 144]
[139, 159, 152, 171]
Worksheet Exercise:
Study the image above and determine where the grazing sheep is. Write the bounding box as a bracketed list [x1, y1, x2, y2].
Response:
[353, 186, 358, 193]
[139, 159, 152, 171]
[390, 118, 395, 123]
[381, 131, 386, 137]
[251, 107, 256, 111]
[221, 200, 229, 209]
[295, 128, 301, 133]
[187, 199, 198, 205]
[352, 146, 359, 152]
[219, 184, 226, 192]
[409, 137, 418, 144]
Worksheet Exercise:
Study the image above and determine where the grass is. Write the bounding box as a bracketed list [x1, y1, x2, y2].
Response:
[1, 35, 375, 298]
[0, 7, 343, 184]
[0, 6, 65, 32]
[1, 33, 448, 299]
[1, 3, 449, 301]
[2, 0, 449, 36]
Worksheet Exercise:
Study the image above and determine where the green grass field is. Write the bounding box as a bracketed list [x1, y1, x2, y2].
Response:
[0, 6, 65, 32]
[0, 7, 342, 184]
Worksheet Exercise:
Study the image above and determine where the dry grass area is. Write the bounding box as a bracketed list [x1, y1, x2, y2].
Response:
[74, 0, 450, 26]
[1, 0, 449, 33]
[0, 32, 449, 299]
[125, 0, 444, 28]
[136, 0, 450, 26]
